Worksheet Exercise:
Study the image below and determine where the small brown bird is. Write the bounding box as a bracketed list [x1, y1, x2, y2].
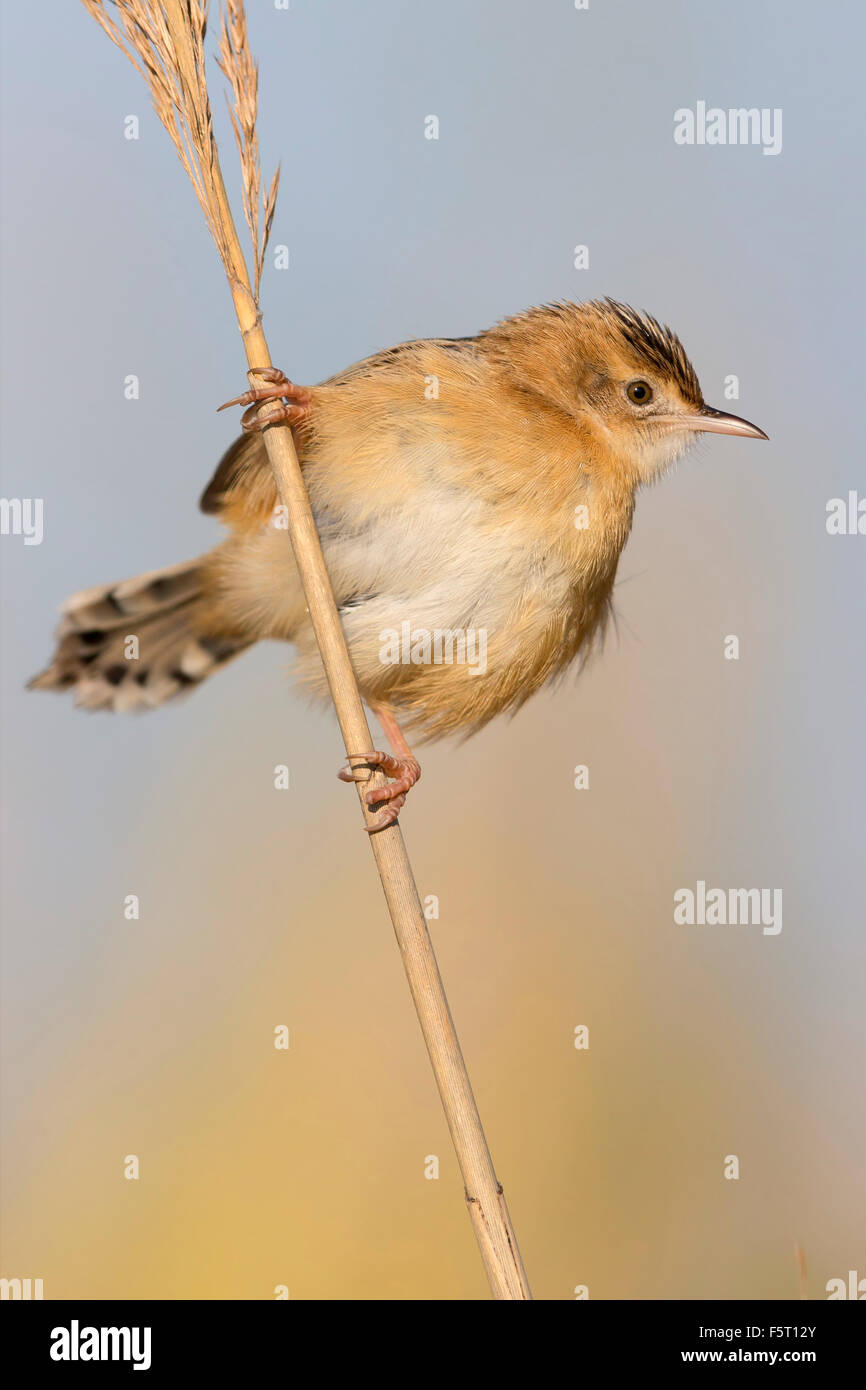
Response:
[30, 298, 767, 828]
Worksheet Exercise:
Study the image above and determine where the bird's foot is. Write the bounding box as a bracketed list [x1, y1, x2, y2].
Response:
[218, 367, 311, 432]
[338, 751, 422, 833]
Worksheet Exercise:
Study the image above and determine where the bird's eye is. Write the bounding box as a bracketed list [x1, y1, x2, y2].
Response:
[626, 380, 653, 405]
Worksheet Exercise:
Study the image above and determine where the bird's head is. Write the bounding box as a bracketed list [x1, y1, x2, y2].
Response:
[577, 299, 768, 482]
[485, 298, 768, 486]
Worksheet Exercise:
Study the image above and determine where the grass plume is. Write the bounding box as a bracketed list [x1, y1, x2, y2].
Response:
[82, 0, 277, 305]
[216, 0, 279, 303]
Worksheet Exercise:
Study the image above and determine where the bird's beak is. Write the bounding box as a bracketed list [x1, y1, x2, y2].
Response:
[678, 405, 769, 441]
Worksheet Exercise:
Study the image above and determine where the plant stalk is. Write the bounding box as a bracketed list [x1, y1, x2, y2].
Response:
[132, 0, 533, 1299]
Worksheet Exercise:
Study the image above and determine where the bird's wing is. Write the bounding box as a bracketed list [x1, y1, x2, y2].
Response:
[319, 336, 477, 388]
[200, 336, 479, 525]
[199, 431, 273, 519]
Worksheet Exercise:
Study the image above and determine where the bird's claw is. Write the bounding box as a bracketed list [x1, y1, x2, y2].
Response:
[338, 751, 421, 833]
[218, 367, 311, 432]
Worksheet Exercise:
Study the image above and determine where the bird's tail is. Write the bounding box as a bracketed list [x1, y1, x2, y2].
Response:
[28, 555, 253, 711]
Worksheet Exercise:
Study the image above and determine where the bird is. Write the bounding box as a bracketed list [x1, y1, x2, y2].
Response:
[29, 297, 768, 829]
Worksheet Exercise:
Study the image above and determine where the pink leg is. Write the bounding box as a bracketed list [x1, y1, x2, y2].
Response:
[338, 702, 421, 833]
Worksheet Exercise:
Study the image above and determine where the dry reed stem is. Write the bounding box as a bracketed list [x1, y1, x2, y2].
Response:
[796, 1243, 809, 1300]
[80, 0, 531, 1300]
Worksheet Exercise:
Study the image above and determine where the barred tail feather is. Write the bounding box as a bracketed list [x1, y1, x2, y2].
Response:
[28, 556, 252, 711]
